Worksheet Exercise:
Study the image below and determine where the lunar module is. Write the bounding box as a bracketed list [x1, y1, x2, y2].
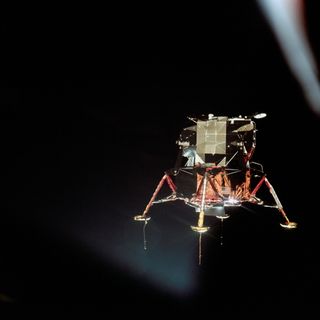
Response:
[134, 113, 297, 263]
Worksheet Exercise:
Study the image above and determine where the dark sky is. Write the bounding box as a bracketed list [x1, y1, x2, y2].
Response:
[1, 1, 320, 313]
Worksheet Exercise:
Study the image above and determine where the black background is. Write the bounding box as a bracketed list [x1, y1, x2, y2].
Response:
[1, 1, 320, 313]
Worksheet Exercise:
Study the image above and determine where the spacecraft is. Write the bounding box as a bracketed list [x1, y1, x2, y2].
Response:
[134, 113, 297, 263]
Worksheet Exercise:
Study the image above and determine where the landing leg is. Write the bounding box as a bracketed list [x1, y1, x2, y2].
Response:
[191, 172, 210, 234]
[134, 173, 176, 249]
[250, 175, 297, 228]
[264, 178, 297, 229]
[134, 174, 168, 222]
[191, 172, 210, 265]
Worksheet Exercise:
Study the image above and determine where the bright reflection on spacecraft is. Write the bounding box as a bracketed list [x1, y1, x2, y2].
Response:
[134, 114, 297, 264]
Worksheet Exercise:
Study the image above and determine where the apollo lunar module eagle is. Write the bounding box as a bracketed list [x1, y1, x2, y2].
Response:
[134, 113, 297, 263]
